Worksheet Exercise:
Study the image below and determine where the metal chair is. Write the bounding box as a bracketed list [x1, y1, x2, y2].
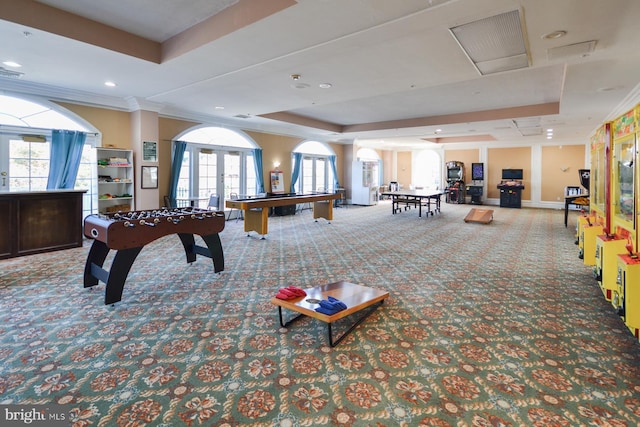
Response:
[227, 192, 243, 221]
[335, 187, 347, 208]
[163, 195, 175, 208]
[207, 194, 219, 211]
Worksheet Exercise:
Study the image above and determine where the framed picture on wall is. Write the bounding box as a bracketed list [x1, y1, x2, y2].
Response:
[143, 141, 157, 162]
[270, 170, 284, 194]
[141, 166, 158, 189]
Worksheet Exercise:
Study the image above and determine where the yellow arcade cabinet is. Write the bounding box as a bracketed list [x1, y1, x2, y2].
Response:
[595, 230, 629, 301]
[580, 219, 603, 266]
[615, 250, 640, 340]
[589, 124, 609, 228]
[608, 108, 637, 266]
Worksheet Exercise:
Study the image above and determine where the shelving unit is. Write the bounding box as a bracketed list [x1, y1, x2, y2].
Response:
[97, 148, 134, 213]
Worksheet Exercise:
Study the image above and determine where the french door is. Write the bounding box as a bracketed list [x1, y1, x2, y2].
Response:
[300, 155, 328, 192]
[181, 147, 253, 209]
[0, 134, 50, 192]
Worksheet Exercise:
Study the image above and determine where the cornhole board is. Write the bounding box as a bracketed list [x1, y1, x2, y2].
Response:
[464, 208, 494, 224]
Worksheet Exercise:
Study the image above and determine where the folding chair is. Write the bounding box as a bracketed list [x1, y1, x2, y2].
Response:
[227, 193, 244, 221]
[207, 194, 219, 211]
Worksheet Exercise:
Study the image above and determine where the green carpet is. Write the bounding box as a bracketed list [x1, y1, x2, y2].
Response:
[1, 202, 639, 426]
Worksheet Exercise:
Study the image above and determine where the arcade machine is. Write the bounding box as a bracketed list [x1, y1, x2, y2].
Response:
[612, 104, 640, 339]
[578, 168, 602, 267]
[579, 214, 603, 266]
[466, 162, 484, 204]
[588, 122, 627, 301]
[576, 128, 608, 252]
[445, 161, 465, 203]
[616, 244, 640, 340]
[497, 169, 524, 208]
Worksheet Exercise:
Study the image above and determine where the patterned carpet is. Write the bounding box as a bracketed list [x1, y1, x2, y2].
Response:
[1, 201, 640, 426]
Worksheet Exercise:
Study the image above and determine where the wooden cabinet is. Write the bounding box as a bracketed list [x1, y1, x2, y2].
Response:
[97, 148, 134, 213]
[0, 190, 86, 259]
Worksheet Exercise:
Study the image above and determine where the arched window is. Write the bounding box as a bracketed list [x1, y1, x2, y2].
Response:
[291, 141, 337, 193]
[414, 150, 442, 190]
[0, 94, 100, 217]
[174, 126, 260, 210]
[356, 148, 379, 161]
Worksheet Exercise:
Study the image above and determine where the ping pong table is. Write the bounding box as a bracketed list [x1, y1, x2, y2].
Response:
[380, 189, 443, 217]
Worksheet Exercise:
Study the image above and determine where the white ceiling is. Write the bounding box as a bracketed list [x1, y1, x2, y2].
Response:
[1, 0, 639, 150]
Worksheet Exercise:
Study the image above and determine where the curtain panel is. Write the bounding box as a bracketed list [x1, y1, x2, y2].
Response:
[46, 129, 87, 189]
[290, 152, 303, 193]
[168, 141, 187, 207]
[329, 155, 340, 189]
[252, 148, 265, 194]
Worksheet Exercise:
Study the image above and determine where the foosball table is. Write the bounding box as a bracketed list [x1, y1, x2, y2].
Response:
[83, 207, 226, 305]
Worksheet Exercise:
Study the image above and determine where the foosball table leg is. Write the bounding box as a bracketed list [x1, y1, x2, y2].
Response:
[104, 247, 143, 305]
[84, 240, 110, 288]
[177, 233, 198, 264]
[200, 233, 225, 273]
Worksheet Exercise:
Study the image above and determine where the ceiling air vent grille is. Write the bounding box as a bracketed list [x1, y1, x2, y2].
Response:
[449, 9, 530, 75]
[512, 118, 542, 136]
[547, 40, 597, 61]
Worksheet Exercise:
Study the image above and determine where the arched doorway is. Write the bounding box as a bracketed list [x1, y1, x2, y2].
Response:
[292, 140, 337, 193]
[173, 126, 260, 210]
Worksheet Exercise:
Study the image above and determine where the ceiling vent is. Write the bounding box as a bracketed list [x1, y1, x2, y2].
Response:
[512, 117, 542, 136]
[233, 114, 251, 119]
[547, 40, 597, 61]
[449, 9, 530, 75]
[0, 67, 24, 79]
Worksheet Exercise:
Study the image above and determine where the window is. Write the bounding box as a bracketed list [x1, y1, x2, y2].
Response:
[8, 137, 50, 191]
[292, 141, 336, 193]
[175, 127, 259, 209]
[414, 150, 442, 190]
[0, 95, 99, 217]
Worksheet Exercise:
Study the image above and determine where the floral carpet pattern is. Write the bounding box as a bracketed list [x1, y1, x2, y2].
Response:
[1, 202, 640, 426]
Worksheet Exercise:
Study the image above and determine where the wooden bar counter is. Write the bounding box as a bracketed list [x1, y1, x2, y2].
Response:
[0, 190, 86, 259]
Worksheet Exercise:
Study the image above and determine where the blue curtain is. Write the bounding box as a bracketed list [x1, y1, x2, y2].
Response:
[252, 148, 265, 193]
[168, 141, 187, 207]
[329, 155, 340, 189]
[46, 129, 87, 189]
[290, 152, 303, 193]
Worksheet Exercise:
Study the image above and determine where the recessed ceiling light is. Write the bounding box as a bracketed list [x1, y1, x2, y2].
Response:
[319, 83, 332, 89]
[542, 30, 567, 40]
[3, 61, 21, 67]
[104, 81, 116, 87]
[215, 106, 224, 110]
